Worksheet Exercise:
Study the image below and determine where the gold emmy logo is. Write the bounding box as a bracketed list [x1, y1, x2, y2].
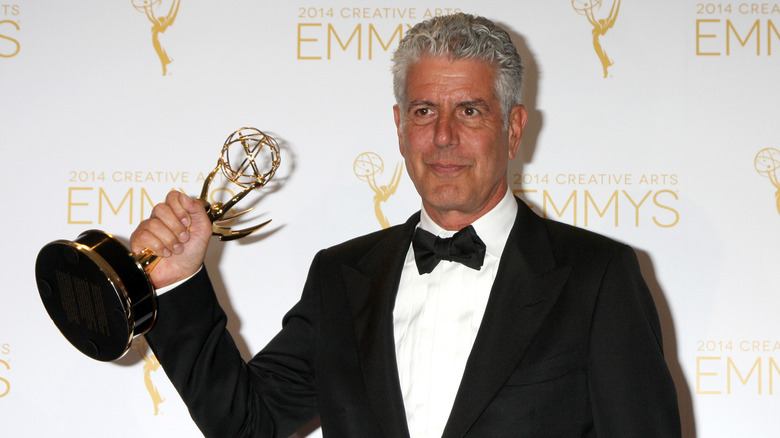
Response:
[354, 152, 403, 229]
[572, 0, 621, 78]
[755, 148, 780, 215]
[132, 0, 181, 75]
[131, 338, 165, 415]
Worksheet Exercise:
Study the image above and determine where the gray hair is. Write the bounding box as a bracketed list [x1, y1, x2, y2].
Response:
[391, 13, 524, 125]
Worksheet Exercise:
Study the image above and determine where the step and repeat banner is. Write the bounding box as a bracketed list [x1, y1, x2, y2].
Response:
[2, 1, 779, 436]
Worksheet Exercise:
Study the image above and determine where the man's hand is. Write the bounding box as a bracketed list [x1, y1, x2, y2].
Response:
[130, 190, 213, 289]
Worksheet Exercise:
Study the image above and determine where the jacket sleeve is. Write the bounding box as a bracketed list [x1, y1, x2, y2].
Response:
[587, 245, 681, 437]
[145, 255, 323, 438]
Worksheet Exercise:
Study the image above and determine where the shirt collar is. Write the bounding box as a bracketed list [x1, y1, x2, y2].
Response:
[418, 188, 517, 260]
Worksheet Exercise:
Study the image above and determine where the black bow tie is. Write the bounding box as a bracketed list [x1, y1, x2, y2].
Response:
[412, 225, 486, 275]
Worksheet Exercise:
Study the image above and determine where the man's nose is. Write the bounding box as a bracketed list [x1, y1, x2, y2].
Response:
[433, 114, 458, 148]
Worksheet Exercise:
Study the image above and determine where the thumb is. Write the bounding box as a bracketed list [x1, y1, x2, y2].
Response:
[177, 191, 212, 234]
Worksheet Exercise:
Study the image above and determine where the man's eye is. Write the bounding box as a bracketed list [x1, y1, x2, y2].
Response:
[463, 107, 478, 116]
[414, 108, 431, 116]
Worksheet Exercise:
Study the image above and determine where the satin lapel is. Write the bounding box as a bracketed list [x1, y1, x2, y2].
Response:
[442, 200, 572, 438]
[342, 213, 419, 438]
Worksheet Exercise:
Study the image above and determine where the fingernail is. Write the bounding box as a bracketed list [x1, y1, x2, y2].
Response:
[173, 243, 183, 254]
[179, 231, 189, 242]
[181, 217, 191, 227]
[163, 248, 172, 257]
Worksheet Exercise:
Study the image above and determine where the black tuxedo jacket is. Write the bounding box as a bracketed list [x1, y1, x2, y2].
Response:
[146, 198, 681, 437]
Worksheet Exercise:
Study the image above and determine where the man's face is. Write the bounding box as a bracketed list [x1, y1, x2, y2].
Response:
[394, 56, 527, 229]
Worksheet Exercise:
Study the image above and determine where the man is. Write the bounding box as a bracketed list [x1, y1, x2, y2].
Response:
[132, 13, 681, 437]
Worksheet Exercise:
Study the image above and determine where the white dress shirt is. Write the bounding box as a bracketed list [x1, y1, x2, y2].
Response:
[393, 189, 518, 438]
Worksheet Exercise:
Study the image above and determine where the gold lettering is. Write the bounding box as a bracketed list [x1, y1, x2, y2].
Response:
[622, 190, 652, 227]
[68, 187, 93, 225]
[328, 23, 361, 60]
[769, 20, 780, 55]
[98, 188, 133, 224]
[543, 190, 578, 226]
[697, 356, 722, 394]
[0, 359, 9, 398]
[727, 357, 762, 394]
[726, 19, 760, 55]
[697, 19, 721, 56]
[297, 23, 322, 60]
[652, 190, 680, 228]
[584, 190, 618, 226]
[140, 188, 156, 221]
[0, 19, 20, 58]
[368, 24, 403, 60]
[770, 358, 780, 395]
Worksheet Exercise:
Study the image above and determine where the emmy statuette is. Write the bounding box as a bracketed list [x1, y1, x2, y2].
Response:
[35, 127, 280, 361]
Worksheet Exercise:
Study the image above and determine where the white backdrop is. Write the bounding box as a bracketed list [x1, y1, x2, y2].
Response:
[2, 1, 779, 436]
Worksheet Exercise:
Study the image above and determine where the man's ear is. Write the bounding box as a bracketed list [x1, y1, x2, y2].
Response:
[507, 104, 528, 160]
[394, 104, 405, 156]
